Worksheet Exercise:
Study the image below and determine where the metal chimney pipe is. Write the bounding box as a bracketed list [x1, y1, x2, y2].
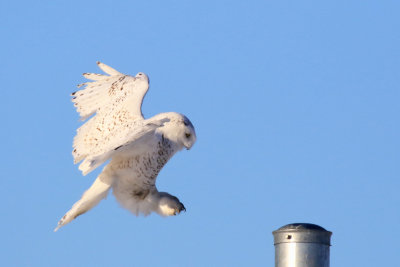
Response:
[272, 223, 332, 267]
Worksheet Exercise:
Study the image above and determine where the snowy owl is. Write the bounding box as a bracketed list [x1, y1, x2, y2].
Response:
[54, 62, 196, 231]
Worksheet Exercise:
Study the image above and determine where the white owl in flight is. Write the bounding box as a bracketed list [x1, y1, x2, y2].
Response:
[54, 62, 196, 231]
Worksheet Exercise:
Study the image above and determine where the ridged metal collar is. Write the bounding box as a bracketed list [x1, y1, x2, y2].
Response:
[273, 223, 332, 245]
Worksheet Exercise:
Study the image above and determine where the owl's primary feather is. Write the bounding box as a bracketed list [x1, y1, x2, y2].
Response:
[55, 62, 196, 231]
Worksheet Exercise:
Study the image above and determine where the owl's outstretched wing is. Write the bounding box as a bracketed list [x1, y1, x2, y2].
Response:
[72, 61, 148, 121]
[76, 118, 172, 175]
[71, 62, 151, 175]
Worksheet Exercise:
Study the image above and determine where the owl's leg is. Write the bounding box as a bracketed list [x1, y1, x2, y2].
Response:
[54, 171, 113, 232]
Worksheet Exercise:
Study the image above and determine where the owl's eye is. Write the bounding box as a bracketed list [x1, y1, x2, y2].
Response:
[185, 133, 191, 138]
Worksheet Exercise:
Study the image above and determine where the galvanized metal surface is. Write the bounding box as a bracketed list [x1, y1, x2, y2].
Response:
[272, 223, 332, 267]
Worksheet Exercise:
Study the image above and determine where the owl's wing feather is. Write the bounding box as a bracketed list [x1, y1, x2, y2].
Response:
[82, 72, 108, 81]
[71, 62, 150, 174]
[96, 61, 123, 76]
[77, 120, 165, 175]
[72, 62, 147, 121]
[54, 168, 113, 232]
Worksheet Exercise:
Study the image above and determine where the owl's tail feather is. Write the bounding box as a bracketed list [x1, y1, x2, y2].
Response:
[54, 171, 113, 232]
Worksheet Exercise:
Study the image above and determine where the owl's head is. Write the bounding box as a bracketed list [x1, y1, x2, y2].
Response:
[179, 116, 196, 150]
[157, 112, 196, 150]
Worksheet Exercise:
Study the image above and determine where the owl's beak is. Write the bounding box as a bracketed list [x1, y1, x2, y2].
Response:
[183, 143, 192, 150]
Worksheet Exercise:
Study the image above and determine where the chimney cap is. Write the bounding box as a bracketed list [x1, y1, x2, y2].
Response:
[276, 223, 327, 232]
[273, 223, 332, 245]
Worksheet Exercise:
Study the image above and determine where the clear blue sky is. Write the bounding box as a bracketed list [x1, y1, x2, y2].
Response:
[1, 1, 399, 266]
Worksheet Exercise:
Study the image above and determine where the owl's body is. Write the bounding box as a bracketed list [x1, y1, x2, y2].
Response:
[55, 62, 196, 231]
[111, 130, 182, 216]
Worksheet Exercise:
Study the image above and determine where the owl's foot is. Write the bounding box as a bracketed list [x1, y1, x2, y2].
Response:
[157, 192, 186, 216]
